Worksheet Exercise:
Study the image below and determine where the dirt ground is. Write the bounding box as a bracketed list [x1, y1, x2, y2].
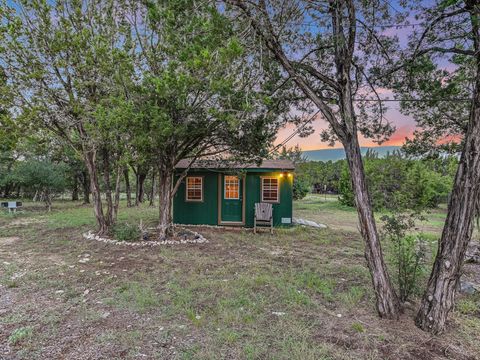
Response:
[0, 200, 479, 359]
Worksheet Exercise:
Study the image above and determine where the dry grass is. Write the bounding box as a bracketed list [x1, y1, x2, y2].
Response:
[0, 198, 479, 359]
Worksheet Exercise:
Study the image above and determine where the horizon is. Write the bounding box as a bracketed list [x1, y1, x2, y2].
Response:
[275, 109, 413, 151]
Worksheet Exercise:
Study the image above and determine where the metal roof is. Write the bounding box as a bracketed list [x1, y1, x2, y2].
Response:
[175, 159, 295, 170]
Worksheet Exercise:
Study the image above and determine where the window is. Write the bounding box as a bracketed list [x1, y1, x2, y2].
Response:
[186, 177, 203, 201]
[224, 176, 239, 199]
[261, 177, 279, 202]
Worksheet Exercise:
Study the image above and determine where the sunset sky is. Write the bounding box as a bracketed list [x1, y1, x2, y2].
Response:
[273, 1, 428, 151]
[276, 104, 416, 151]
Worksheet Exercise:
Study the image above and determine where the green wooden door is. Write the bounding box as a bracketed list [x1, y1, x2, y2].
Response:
[221, 175, 243, 223]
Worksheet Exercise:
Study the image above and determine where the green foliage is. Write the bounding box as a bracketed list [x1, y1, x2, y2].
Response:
[11, 160, 66, 192]
[8, 326, 33, 345]
[296, 160, 344, 194]
[338, 152, 454, 211]
[338, 164, 355, 207]
[128, 0, 286, 165]
[292, 176, 310, 200]
[276, 145, 306, 165]
[111, 223, 141, 242]
[381, 213, 428, 302]
[351, 322, 365, 333]
[5, 159, 67, 209]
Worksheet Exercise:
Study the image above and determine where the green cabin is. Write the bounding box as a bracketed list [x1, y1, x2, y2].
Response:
[173, 159, 295, 227]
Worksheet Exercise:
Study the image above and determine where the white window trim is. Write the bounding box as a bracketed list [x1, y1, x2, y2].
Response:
[261, 176, 280, 203]
[185, 176, 203, 202]
[224, 176, 240, 200]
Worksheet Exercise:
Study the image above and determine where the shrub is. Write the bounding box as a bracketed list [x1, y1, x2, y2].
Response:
[112, 223, 141, 242]
[351, 322, 365, 333]
[337, 153, 455, 211]
[381, 213, 428, 302]
[293, 177, 310, 200]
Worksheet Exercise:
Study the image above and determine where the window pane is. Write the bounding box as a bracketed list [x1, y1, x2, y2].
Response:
[224, 176, 239, 199]
[186, 177, 202, 201]
[262, 177, 278, 202]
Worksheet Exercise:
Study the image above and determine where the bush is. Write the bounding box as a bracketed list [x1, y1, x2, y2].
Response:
[381, 213, 428, 302]
[338, 153, 455, 211]
[338, 165, 355, 206]
[10, 159, 67, 211]
[293, 177, 310, 200]
[112, 223, 141, 242]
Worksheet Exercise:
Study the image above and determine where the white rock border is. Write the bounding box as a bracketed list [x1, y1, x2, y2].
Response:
[82, 227, 208, 247]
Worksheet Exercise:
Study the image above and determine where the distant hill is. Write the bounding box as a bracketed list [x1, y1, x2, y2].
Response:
[302, 146, 401, 162]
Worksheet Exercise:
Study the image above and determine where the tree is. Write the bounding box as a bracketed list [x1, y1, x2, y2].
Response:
[0, 69, 19, 198]
[0, 0, 133, 234]
[12, 160, 67, 211]
[125, 0, 288, 239]
[338, 154, 453, 211]
[226, 0, 401, 318]
[275, 145, 306, 165]
[388, 0, 480, 333]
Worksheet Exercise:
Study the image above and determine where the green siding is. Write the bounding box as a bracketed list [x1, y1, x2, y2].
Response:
[173, 170, 293, 228]
[244, 172, 293, 227]
[173, 171, 218, 225]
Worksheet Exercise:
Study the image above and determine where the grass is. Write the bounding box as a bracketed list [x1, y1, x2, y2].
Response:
[0, 197, 479, 359]
[295, 193, 450, 235]
[8, 326, 34, 345]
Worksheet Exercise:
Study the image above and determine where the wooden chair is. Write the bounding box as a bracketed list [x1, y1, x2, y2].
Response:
[254, 202, 273, 234]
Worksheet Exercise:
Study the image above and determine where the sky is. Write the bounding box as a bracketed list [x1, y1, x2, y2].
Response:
[275, 104, 416, 151]
[274, 1, 432, 151]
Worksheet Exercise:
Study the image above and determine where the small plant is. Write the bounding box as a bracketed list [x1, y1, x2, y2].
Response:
[381, 213, 428, 302]
[113, 281, 160, 312]
[456, 299, 479, 315]
[340, 286, 365, 307]
[351, 322, 365, 333]
[8, 326, 33, 345]
[111, 222, 141, 242]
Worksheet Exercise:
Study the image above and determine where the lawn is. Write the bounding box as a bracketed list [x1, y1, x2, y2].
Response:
[0, 197, 479, 359]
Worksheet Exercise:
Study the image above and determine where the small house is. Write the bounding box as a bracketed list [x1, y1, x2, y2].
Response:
[173, 159, 295, 227]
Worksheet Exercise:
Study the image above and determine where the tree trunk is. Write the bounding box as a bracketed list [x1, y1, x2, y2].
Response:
[343, 136, 401, 319]
[157, 167, 174, 239]
[102, 148, 114, 227]
[149, 170, 155, 207]
[124, 167, 132, 207]
[113, 165, 122, 222]
[44, 189, 52, 212]
[135, 170, 148, 206]
[415, 60, 480, 334]
[3, 184, 11, 198]
[72, 174, 79, 201]
[84, 150, 109, 235]
[81, 171, 90, 204]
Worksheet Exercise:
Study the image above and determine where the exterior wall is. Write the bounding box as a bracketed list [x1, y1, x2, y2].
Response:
[173, 171, 219, 225]
[173, 169, 293, 227]
[244, 171, 293, 227]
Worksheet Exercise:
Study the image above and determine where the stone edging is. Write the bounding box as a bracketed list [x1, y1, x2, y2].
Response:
[82, 228, 208, 247]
